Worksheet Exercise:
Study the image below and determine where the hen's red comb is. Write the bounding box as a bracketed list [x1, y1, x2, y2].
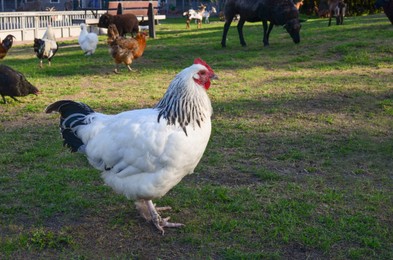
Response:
[194, 58, 214, 73]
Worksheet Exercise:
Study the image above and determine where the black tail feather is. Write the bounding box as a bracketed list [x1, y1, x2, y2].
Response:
[46, 100, 95, 153]
[62, 129, 85, 152]
[45, 100, 94, 117]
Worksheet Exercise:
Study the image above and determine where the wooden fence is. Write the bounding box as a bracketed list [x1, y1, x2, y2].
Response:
[0, 10, 107, 42]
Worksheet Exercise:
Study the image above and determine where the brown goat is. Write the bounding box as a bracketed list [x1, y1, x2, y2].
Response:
[98, 13, 139, 37]
[328, 0, 346, 26]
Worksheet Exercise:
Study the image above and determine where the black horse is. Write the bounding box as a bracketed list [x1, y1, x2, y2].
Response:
[221, 0, 301, 47]
[375, 0, 393, 25]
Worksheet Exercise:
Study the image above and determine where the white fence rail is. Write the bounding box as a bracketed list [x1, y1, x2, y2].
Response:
[0, 10, 106, 42]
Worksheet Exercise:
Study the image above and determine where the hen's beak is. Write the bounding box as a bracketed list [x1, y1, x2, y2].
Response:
[210, 74, 218, 80]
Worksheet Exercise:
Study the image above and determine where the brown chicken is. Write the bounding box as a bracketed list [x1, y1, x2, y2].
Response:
[107, 24, 147, 73]
[0, 35, 16, 60]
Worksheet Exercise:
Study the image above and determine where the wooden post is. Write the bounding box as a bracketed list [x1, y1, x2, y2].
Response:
[117, 3, 123, 15]
[148, 2, 156, 38]
[33, 16, 39, 42]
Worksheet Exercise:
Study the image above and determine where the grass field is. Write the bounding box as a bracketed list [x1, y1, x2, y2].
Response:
[0, 14, 392, 259]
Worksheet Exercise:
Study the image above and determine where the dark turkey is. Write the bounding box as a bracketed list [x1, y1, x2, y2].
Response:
[0, 65, 39, 104]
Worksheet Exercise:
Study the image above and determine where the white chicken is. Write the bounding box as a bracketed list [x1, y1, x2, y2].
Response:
[78, 23, 98, 55]
[42, 24, 56, 41]
[45, 58, 217, 234]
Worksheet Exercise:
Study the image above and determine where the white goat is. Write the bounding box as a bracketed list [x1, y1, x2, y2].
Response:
[183, 4, 206, 29]
[202, 6, 217, 24]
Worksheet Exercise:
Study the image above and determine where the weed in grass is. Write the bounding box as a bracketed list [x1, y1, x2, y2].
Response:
[0, 227, 73, 256]
[28, 228, 73, 250]
[0, 233, 29, 256]
[276, 149, 305, 161]
[255, 168, 282, 181]
[379, 99, 393, 115]
[321, 188, 344, 203]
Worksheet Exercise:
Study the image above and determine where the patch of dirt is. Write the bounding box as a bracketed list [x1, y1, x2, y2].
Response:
[282, 243, 328, 260]
[1, 113, 54, 129]
[190, 164, 262, 187]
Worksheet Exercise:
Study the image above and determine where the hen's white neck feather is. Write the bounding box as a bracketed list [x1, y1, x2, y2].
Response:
[155, 64, 212, 135]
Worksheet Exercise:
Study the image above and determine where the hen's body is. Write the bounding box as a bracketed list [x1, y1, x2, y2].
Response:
[0, 65, 39, 103]
[46, 59, 216, 233]
[78, 23, 99, 55]
[34, 38, 58, 68]
[42, 24, 56, 41]
[107, 24, 146, 73]
[0, 35, 15, 60]
[80, 107, 211, 200]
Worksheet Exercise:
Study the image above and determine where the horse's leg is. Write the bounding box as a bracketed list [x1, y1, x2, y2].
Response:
[237, 18, 246, 47]
[328, 11, 333, 26]
[221, 15, 234, 47]
[263, 20, 268, 46]
[339, 8, 344, 25]
[263, 21, 274, 47]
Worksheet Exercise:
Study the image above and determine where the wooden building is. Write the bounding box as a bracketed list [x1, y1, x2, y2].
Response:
[0, 0, 105, 12]
[0, 0, 222, 14]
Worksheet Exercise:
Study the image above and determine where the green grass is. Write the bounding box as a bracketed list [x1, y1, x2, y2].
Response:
[1, 14, 393, 259]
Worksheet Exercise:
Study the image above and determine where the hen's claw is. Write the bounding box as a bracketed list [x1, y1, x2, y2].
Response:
[160, 217, 184, 228]
[156, 206, 172, 211]
[152, 216, 185, 235]
[146, 200, 184, 235]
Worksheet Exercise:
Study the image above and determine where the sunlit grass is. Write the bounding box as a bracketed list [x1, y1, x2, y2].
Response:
[0, 14, 392, 259]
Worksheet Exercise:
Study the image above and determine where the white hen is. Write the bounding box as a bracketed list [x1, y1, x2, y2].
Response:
[46, 58, 217, 234]
[78, 23, 98, 55]
[42, 24, 56, 41]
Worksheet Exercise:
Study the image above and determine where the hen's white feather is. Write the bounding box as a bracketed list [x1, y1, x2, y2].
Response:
[74, 63, 213, 200]
[41, 39, 57, 58]
[42, 24, 56, 41]
[78, 23, 98, 55]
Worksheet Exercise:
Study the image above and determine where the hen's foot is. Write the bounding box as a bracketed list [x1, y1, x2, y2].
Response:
[114, 64, 121, 74]
[145, 200, 184, 235]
